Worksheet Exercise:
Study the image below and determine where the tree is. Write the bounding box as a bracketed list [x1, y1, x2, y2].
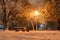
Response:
[1, 0, 19, 30]
[44, 0, 60, 29]
[8, 0, 32, 30]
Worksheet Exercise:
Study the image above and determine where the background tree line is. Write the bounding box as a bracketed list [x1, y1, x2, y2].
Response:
[0, 0, 60, 30]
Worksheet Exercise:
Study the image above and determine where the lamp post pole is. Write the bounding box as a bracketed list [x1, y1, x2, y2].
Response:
[30, 10, 40, 31]
[34, 11, 39, 31]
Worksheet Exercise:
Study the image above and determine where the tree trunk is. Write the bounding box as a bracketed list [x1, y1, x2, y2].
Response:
[31, 21, 34, 31]
[57, 19, 60, 30]
[2, 0, 9, 30]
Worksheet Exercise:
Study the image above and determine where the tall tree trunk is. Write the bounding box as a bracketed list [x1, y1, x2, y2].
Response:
[36, 21, 38, 30]
[2, 0, 8, 30]
[31, 21, 34, 31]
[57, 19, 60, 30]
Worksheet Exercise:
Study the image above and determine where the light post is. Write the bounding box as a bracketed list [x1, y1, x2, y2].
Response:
[31, 10, 40, 31]
[34, 11, 39, 16]
[34, 11, 39, 30]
